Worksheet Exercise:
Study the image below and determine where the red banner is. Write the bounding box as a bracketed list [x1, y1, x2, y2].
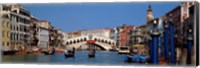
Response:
[87, 40, 96, 44]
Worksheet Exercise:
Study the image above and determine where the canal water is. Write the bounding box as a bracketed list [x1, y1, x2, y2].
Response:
[2, 51, 137, 65]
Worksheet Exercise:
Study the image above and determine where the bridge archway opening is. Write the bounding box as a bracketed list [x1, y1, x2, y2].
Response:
[66, 42, 69, 45]
[77, 39, 80, 43]
[84, 37, 87, 41]
[73, 40, 76, 44]
[101, 39, 104, 43]
[70, 41, 72, 44]
[77, 43, 106, 50]
[105, 40, 108, 44]
[108, 41, 111, 45]
[94, 38, 97, 41]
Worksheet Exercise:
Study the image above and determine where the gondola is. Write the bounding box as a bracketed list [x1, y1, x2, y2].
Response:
[43, 51, 55, 55]
[88, 50, 95, 58]
[88, 54, 95, 58]
[43, 48, 55, 55]
[64, 50, 74, 58]
[64, 54, 74, 57]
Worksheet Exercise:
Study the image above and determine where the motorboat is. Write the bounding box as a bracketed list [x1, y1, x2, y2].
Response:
[118, 46, 130, 54]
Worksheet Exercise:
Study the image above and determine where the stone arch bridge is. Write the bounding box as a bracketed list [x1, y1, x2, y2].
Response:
[64, 35, 116, 51]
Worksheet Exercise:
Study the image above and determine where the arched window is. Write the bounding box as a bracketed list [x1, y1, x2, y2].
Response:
[112, 42, 115, 45]
[73, 40, 76, 43]
[105, 40, 108, 43]
[70, 41, 72, 44]
[66, 42, 69, 45]
[101, 39, 104, 43]
[84, 37, 87, 41]
[108, 41, 111, 45]
[80, 38, 83, 42]
[94, 38, 97, 41]
[77, 39, 80, 43]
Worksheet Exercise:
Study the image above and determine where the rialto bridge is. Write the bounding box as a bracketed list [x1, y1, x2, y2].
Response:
[64, 34, 116, 51]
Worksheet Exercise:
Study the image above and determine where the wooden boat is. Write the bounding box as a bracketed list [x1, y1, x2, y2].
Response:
[56, 49, 64, 53]
[15, 50, 27, 55]
[43, 51, 54, 55]
[64, 50, 74, 58]
[2, 50, 17, 55]
[88, 53, 95, 58]
[43, 48, 55, 55]
[88, 49, 95, 58]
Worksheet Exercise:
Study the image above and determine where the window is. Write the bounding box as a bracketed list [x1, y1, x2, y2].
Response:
[14, 26, 16, 31]
[16, 26, 18, 31]
[2, 21, 5, 28]
[2, 31, 4, 37]
[7, 42, 9, 46]
[16, 17, 19, 22]
[2, 6, 9, 11]
[7, 22, 9, 27]
[10, 25, 12, 30]
[7, 32, 9, 38]
[11, 33, 13, 40]
[13, 34, 15, 40]
[2, 42, 4, 46]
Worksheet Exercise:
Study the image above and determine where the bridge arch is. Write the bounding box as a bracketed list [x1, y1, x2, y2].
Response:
[64, 35, 116, 51]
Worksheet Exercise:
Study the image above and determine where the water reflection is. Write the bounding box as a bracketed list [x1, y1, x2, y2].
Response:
[2, 51, 136, 65]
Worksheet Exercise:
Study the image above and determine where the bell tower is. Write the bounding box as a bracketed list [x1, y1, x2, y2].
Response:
[146, 5, 154, 23]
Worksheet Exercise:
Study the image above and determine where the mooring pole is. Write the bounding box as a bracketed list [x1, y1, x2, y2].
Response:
[186, 29, 193, 64]
[169, 16, 176, 64]
[164, 20, 169, 63]
[148, 38, 152, 63]
[150, 20, 161, 64]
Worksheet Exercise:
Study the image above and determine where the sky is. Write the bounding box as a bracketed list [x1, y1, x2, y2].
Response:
[22, 2, 181, 32]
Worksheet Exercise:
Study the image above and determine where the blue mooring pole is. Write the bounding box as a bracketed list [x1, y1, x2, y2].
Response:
[169, 21, 176, 64]
[187, 29, 193, 64]
[164, 21, 169, 63]
[150, 20, 160, 64]
[148, 39, 152, 63]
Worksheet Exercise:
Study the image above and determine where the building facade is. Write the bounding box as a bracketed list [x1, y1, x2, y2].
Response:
[132, 25, 147, 44]
[119, 24, 135, 46]
[36, 20, 52, 49]
[29, 16, 39, 49]
[0, 4, 32, 51]
[81, 28, 111, 39]
[55, 29, 64, 48]
[0, 4, 11, 51]
[10, 4, 31, 51]
[66, 30, 81, 39]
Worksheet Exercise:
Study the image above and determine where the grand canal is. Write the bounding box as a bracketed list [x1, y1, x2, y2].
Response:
[2, 51, 138, 65]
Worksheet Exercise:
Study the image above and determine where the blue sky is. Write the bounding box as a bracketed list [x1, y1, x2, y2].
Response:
[22, 2, 180, 32]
